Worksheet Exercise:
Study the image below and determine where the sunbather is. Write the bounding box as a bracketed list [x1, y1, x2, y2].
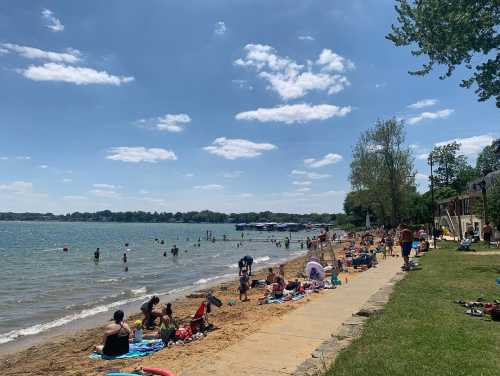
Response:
[271, 277, 285, 299]
[95, 310, 131, 357]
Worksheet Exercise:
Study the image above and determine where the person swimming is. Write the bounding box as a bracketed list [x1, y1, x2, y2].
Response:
[171, 245, 179, 256]
[94, 247, 100, 262]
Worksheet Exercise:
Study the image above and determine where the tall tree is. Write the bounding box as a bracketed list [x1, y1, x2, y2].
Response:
[350, 118, 415, 227]
[428, 142, 477, 193]
[476, 144, 499, 176]
[386, 0, 500, 107]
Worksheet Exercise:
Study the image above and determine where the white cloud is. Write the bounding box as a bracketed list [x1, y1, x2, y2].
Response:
[310, 190, 346, 198]
[155, 113, 191, 132]
[296, 187, 311, 192]
[39, 164, 48, 169]
[298, 35, 315, 41]
[291, 170, 331, 179]
[16, 156, 31, 160]
[61, 178, 72, 183]
[20, 63, 134, 86]
[185, 173, 195, 178]
[204, 137, 277, 160]
[93, 183, 118, 189]
[435, 135, 495, 156]
[194, 184, 224, 191]
[375, 82, 387, 89]
[1, 43, 80, 63]
[415, 173, 428, 181]
[293, 181, 312, 186]
[0, 157, 8, 160]
[139, 189, 149, 195]
[407, 109, 454, 125]
[106, 147, 177, 163]
[235, 103, 351, 124]
[234, 44, 353, 100]
[0, 181, 33, 193]
[416, 153, 429, 161]
[89, 189, 120, 198]
[222, 170, 243, 178]
[316, 49, 355, 72]
[214, 21, 227, 36]
[304, 153, 343, 168]
[407, 99, 438, 109]
[41, 9, 64, 32]
[239, 193, 254, 198]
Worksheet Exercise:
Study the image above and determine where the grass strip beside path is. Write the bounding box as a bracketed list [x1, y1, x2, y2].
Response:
[327, 241, 500, 376]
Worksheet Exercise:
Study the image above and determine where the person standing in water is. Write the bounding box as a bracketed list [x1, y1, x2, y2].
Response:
[94, 247, 100, 262]
[171, 244, 179, 256]
[243, 255, 253, 276]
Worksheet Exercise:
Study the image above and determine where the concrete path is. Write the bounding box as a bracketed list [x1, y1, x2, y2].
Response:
[181, 257, 403, 376]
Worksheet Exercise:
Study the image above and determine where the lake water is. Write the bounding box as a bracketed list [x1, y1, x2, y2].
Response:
[0, 221, 317, 346]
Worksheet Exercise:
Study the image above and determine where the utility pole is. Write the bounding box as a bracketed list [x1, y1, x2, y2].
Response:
[429, 156, 437, 249]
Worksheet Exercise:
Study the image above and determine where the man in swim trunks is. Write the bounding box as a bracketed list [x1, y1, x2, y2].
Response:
[399, 224, 413, 271]
[243, 255, 253, 275]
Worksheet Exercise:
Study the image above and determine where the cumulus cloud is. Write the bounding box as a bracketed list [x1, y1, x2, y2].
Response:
[204, 137, 277, 160]
[214, 21, 227, 36]
[407, 99, 438, 109]
[298, 35, 315, 41]
[106, 147, 177, 163]
[407, 109, 454, 125]
[304, 153, 343, 168]
[234, 44, 353, 100]
[20, 63, 134, 86]
[1, 43, 80, 63]
[416, 153, 429, 161]
[139, 113, 191, 132]
[235, 103, 351, 124]
[435, 135, 495, 156]
[41, 9, 64, 32]
[291, 170, 331, 179]
[316, 49, 355, 72]
[0, 181, 33, 193]
[194, 184, 224, 191]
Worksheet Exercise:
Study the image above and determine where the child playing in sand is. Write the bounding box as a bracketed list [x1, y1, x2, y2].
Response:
[239, 269, 250, 301]
[132, 320, 143, 342]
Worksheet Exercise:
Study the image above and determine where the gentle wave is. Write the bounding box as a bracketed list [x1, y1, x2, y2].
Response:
[225, 255, 271, 269]
[194, 273, 233, 285]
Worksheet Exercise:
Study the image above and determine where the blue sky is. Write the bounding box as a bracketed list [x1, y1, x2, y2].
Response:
[0, 0, 498, 214]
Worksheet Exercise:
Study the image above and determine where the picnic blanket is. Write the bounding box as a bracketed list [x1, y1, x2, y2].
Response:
[89, 339, 165, 360]
[266, 293, 305, 304]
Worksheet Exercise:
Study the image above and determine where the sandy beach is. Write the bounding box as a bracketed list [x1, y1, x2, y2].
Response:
[0, 241, 364, 376]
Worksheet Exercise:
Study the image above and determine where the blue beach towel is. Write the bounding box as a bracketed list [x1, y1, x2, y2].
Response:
[90, 339, 165, 360]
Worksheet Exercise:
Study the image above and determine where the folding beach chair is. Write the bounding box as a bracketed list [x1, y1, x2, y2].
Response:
[190, 302, 207, 333]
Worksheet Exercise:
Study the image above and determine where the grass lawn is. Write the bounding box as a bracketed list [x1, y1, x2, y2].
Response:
[326, 241, 500, 376]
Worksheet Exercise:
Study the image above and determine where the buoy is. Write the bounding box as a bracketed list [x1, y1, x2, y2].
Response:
[142, 367, 176, 376]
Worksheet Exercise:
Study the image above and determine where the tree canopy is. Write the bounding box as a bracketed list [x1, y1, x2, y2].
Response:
[386, 0, 500, 107]
[476, 144, 499, 176]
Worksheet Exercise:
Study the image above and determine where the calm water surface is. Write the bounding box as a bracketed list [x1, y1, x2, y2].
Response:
[0, 221, 313, 345]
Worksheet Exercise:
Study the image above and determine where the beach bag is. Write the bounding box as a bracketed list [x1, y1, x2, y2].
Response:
[207, 294, 223, 307]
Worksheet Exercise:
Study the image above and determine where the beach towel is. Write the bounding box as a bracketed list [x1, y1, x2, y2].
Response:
[266, 293, 304, 304]
[89, 339, 165, 360]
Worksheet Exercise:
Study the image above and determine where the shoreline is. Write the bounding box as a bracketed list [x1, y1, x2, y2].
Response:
[0, 249, 309, 356]
[1, 242, 352, 376]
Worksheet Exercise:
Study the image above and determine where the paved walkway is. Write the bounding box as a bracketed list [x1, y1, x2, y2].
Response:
[181, 257, 403, 376]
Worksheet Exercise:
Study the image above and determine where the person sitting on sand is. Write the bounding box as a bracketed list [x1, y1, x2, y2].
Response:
[271, 277, 285, 299]
[141, 296, 160, 329]
[239, 269, 250, 301]
[132, 320, 143, 342]
[95, 310, 131, 357]
[265, 267, 276, 285]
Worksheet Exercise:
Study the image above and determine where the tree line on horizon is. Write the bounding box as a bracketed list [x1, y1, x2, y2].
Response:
[0, 210, 348, 225]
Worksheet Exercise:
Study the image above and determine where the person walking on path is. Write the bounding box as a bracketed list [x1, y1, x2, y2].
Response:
[399, 224, 413, 271]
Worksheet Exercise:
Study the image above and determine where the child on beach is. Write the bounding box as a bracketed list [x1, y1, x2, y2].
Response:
[132, 320, 143, 342]
[265, 267, 276, 285]
[239, 269, 250, 301]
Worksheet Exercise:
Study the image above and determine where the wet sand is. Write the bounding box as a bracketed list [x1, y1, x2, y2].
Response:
[1, 243, 360, 376]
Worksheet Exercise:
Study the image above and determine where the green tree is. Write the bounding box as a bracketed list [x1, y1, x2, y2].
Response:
[476, 144, 498, 175]
[350, 118, 415, 227]
[386, 0, 500, 106]
[428, 142, 477, 193]
[486, 182, 500, 229]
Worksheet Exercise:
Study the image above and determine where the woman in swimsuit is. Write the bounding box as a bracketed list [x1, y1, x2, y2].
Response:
[95, 310, 131, 357]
